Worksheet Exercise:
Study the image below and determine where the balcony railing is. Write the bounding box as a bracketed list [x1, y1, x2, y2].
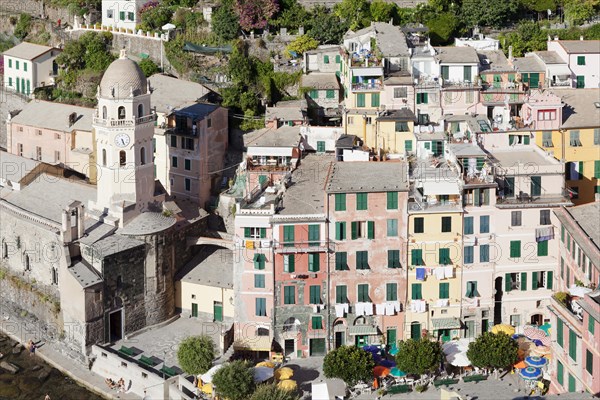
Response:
[496, 190, 572, 207]
[273, 240, 333, 253]
[93, 114, 156, 127]
[481, 82, 523, 91]
[351, 82, 383, 91]
[549, 79, 571, 87]
[442, 80, 481, 89]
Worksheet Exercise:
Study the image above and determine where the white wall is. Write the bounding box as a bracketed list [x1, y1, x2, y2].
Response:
[301, 126, 343, 152]
[101, 0, 146, 30]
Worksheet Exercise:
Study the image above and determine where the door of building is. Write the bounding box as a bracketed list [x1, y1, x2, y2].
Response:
[108, 309, 123, 342]
[213, 301, 223, 322]
[410, 323, 421, 340]
[191, 303, 198, 318]
[284, 339, 294, 356]
[309, 339, 326, 356]
[438, 329, 451, 342]
[386, 329, 397, 347]
[335, 332, 345, 348]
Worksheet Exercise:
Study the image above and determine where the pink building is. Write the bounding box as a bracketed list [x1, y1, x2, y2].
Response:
[550, 202, 599, 395]
[325, 161, 409, 348]
[6, 100, 94, 180]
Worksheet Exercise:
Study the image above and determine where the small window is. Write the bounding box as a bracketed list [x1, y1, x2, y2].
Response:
[119, 150, 126, 166]
[140, 147, 146, 165]
[121, 362, 127, 368]
[185, 178, 191, 192]
[207, 118, 212, 128]
[102, 149, 107, 166]
[172, 156, 178, 168]
[118, 106, 126, 120]
[141, 372, 148, 379]
[393, 87, 407, 98]
[170, 135, 177, 147]
[102, 106, 107, 119]
[138, 104, 144, 117]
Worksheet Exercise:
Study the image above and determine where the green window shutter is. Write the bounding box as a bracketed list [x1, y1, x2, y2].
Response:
[531, 272, 538, 290]
[538, 240, 548, 257]
[308, 225, 320, 245]
[254, 254, 265, 270]
[531, 176, 541, 196]
[386, 283, 398, 301]
[367, 221, 375, 239]
[260, 228, 266, 238]
[561, 225, 565, 242]
[464, 217, 474, 234]
[439, 282, 449, 299]
[423, 93, 428, 104]
[326, 90, 335, 99]
[387, 219, 398, 237]
[324, 55, 329, 63]
[358, 284, 369, 301]
[557, 361, 564, 385]
[523, 135, 530, 145]
[335, 222, 345, 240]
[439, 248, 450, 265]
[388, 250, 400, 269]
[335, 55, 341, 63]
[284, 286, 295, 304]
[594, 128, 600, 145]
[466, 281, 474, 298]
[414, 217, 424, 233]
[505, 273, 512, 292]
[464, 246, 474, 264]
[441, 66, 449, 80]
[336, 285, 347, 303]
[259, 175, 267, 185]
[371, 93, 380, 107]
[480, 244, 489, 262]
[586, 350, 593, 375]
[335, 252, 347, 270]
[594, 161, 600, 178]
[23, 62, 27, 72]
[284, 254, 295, 272]
[351, 222, 358, 239]
[441, 217, 452, 232]
[387, 192, 398, 209]
[317, 141, 326, 152]
[357, 93, 365, 107]
[254, 274, 265, 288]
[120, 11, 125, 20]
[480, 216, 489, 233]
[334, 193, 346, 211]
[411, 249, 423, 266]
[8, 59, 11, 68]
[310, 285, 321, 304]
[405, 140, 413, 152]
[530, 73, 539, 88]
[463, 66, 471, 81]
[589, 317, 596, 334]
[569, 329, 577, 360]
[308, 253, 320, 272]
[521, 272, 527, 291]
[283, 225, 295, 246]
[356, 251, 368, 269]
[244, 228, 251, 238]
[578, 56, 585, 65]
[255, 298, 266, 316]
[547, 271, 553, 290]
[356, 193, 368, 210]
[510, 240, 521, 258]
[557, 318, 563, 347]
[411, 283, 422, 300]
[577, 75, 585, 88]
[312, 316, 323, 329]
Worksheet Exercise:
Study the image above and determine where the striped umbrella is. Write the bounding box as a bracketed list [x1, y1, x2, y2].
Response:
[530, 345, 551, 357]
[524, 326, 547, 340]
[540, 336, 551, 346]
[525, 356, 548, 368]
[519, 367, 543, 380]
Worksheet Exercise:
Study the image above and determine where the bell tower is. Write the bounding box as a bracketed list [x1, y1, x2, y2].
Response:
[89, 49, 156, 226]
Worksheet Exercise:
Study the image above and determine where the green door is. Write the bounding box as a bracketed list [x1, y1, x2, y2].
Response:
[439, 329, 451, 342]
[576, 76, 585, 88]
[410, 323, 421, 340]
[310, 338, 326, 356]
[530, 73, 539, 88]
[26, 80, 30, 95]
[191, 303, 198, 317]
[214, 301, 223, 322]
[387, 328, 397, 346]
[482, 319, 489, 333]
[258, 175, 267, 186]
[568, 374, 576, 392]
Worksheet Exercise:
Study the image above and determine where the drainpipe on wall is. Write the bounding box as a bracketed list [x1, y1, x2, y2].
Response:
[326, 196, 332, 352]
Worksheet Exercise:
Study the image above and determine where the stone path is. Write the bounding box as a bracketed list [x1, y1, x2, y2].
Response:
[0, 297, 141, 400]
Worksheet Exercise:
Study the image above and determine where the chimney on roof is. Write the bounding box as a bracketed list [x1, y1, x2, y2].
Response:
[508, 45, 513, 61]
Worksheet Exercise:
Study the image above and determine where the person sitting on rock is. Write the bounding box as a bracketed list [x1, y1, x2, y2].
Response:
[105, 378, 117, 389]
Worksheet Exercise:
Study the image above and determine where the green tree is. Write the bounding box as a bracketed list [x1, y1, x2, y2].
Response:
[323, 345, 375, 386]
[467, 332, 518, 369]
[235, 0, 280, 31]
[271, 0, 310, 31]
[176, 335, 215, 375]
[564, 0, 599, 26]
[212, 361, 255, 400]
[334, 0, 371, 30]
[139, 58, 160, 76]
[426, 12, 460, 45]
[307, 6, 349, 44]
[228, 42, 254, 84]
[55, 32, 114, 73]
[395, 339, 443, 376]
[285, 35, 319, 57]
[14, 14, 32, 40]
[250, 384, 300, 400]
[461, 0, 519, 28]
[139, 5, 174, 32]
[212, 0, 240, 41]
[370, 0, 396, 22]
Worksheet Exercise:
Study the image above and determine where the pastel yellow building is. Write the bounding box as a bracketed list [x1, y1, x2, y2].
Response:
[376, 109, 416, 155]
[535, 89, 600, 204]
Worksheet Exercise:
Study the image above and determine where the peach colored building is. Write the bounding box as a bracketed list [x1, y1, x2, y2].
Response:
[6, 100, 95, 181]
[325, 161, 409, 348]
[550, 202, 599, 395]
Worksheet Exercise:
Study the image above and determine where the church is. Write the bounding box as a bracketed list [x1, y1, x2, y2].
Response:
[0, 51, 208, 358]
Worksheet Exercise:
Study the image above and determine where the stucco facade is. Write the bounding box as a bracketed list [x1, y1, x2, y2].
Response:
[2, 42, 60, 96]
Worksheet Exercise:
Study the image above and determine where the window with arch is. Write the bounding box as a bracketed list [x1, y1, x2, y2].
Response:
[257, 327, 269, 336]
[140, 147, 146, 165]
[102, 149, 107, 166]
[118, 106, 126, 120]
[119, 150, 126, 166]
[138, 104, 143, 118]
[102, 106, 107, 119]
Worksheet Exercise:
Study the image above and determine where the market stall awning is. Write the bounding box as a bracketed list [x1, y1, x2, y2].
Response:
[432, 318, 462, 330]
[348, 325, 378, 336]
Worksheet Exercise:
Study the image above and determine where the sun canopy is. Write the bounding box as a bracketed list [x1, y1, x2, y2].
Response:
[442, 339, 471, 367]
[200, 364, 224, 384]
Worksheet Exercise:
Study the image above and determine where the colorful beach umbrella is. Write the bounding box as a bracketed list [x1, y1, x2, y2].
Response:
[275, 367, 294, 380]
[514, 361, 527, 369]
[524, 326, 547, 340]
[519, 367, 542, 380]
[525, 356, 548, 368]
[539, 323, 551, 335]
[491, 324, 515, 336]
[390, 367, 407, 377]
[373, 366, 390, 377]
[389, 344, 399, 356]
[379, 359, 396, 368]
[256, 361, 275, 368]
[277, 379, 297, 391]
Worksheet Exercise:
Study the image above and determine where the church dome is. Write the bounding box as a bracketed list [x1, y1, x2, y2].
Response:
[99, 49, 147, 98]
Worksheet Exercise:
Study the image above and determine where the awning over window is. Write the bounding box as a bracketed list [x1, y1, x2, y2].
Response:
[348, 325, 379, 336]
[432, 317, 462, 330]
[548, 64, 572, 77]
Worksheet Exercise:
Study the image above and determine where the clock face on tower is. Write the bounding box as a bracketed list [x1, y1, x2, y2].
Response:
[114, 133, 131, 147]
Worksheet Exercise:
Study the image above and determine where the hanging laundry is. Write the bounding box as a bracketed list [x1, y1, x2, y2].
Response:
[335, 304, 346, 318]
[444, 266, 453, 278]
[434, 268, 446, 280]
[364, 303, 374, 316]
[375, 304, 385, 315]
[416, 267, 426, 281]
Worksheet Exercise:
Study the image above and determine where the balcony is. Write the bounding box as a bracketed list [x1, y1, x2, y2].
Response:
[481, 82, 524, 92]
[351, 82, 383, 92]
[548, 79, 571, 88]
[442, 80, 482, 89]
[93, 114, 156, 127]
[415, 77, 440, 89]
[550, 293, 584, 331]
[273, 240, 332, 254]
[496, 190, 573, 208]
